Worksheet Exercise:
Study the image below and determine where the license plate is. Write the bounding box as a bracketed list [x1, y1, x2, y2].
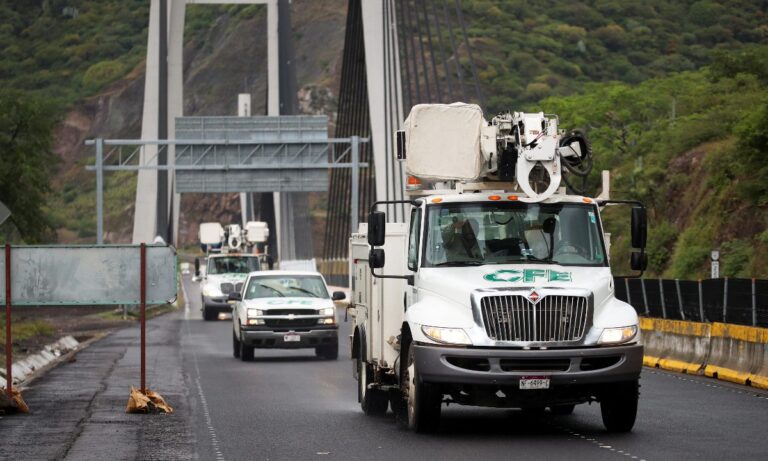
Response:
[520, 376, 550, 390]
[283, 333, 300, 342]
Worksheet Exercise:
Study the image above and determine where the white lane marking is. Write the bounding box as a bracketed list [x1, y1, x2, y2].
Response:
[182, 278, 226, 461]
[553, 424, 647, 460]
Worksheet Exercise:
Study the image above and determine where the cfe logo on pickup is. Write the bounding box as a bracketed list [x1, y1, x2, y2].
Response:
[483, 269, 572, 283]
[266, 300, 313, 305]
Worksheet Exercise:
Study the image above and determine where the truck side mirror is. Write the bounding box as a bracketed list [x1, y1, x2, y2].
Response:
[631, 207, 647, 249]
[194, 257, 200, 276]
[368, 211, 386, 247]
[332, 291, 346, 301]
[228, 292, 242, 302]
[369, 248, 385, 269]
[630, 251, 647, 271]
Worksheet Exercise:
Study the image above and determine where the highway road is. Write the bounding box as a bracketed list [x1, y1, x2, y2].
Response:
[179, 274, 768, 460]
[2, 274, 767, 460]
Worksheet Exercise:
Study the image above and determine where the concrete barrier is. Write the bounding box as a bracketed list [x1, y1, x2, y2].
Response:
[640, 317, 768, 390]
[704, 323, 768, 389]
[640, 317, 710, 374]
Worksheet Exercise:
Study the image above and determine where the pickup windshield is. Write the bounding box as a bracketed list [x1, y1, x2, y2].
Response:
[207, 256, 261, 275]
[245, 275, 329, 299]
[422, 202, 607, 267]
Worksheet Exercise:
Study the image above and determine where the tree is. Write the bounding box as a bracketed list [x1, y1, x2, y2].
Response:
[0, 90, 59, 243]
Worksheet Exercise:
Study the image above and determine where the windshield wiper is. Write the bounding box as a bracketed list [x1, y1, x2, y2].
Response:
[258, 284, 285, 297]
[433, 261, 485, 267]
[524, 254, 556, 264]
[287, 287, 319, 298]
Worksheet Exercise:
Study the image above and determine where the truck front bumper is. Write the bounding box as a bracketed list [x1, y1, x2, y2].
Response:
[413, 343, 643, 386]
[241, 326, 338, 349]
[202, 296, 231, 313]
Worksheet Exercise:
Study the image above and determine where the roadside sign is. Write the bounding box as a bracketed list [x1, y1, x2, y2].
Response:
[0, 245, 176, 305]
[711, 250, 720, 279]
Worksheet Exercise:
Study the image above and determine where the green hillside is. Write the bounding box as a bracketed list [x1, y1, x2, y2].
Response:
[1, 1, 766, 278]
[538, 46, 768, 278]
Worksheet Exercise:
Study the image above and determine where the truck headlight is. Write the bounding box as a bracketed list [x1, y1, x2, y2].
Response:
[318, 307, 336, 325]
[598, 326, 638, 345]
[246, 308, 265, 325]
[202, 284, 222, 297]
[421, 326, 471, 345]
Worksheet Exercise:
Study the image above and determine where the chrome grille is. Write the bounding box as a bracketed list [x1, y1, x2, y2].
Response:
[480, 295, 588, 342]
[220, 283, 234, 294]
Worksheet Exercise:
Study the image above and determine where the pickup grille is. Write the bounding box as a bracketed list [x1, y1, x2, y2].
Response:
[480, 295, 588, 342]
[265, 309, 319, 329]
[220, 282, 243, 295]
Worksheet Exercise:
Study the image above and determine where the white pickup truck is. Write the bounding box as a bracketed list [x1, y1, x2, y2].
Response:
[229, 271, 345, 361]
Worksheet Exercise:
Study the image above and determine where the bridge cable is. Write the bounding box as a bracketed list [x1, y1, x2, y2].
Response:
[453, 0, 485, 108]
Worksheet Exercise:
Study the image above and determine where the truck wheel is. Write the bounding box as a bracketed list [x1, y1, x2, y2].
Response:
[316, 343, 338, 360]
[232, 330, 241, 358]
[405, 344, 441, 433]
[358, 355, 388, 415]
[550, 404, 575, 415]
[600, 380, 638, 433]
[240, 333, 255, 362]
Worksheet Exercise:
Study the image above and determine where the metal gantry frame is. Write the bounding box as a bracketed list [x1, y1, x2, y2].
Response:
[85, 136, 368, 244]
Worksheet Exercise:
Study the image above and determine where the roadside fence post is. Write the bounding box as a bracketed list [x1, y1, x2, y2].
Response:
[752, 278, 757, 327]
[4, 244, 11, 398]
[676, 279, 685, 320]
[140, 243, 146, 394]
[641, 278, 649, 316]
[698, 279, 704, 322]
[659, 278, 667, 319]
[624, 278, 631, 309]
[722, 277, 728, 323]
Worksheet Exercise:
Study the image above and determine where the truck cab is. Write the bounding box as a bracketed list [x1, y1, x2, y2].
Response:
[350, 103, 647, 433]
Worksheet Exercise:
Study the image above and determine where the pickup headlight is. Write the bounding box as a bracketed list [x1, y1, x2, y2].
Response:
[202, 284, 222, 297]
[598, 325, 638, 345]
[246, 308, 265, 325]
[318, 307, 336, 325]
[421, 326, 471, 345]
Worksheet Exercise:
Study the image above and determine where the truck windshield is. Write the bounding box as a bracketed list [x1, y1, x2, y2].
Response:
[244, 275, 329, 299]
[422, 202, 607, 267]
[207, 256, 261, 275]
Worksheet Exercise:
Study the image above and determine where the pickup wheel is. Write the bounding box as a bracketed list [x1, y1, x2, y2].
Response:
[550, 404, 576, 415]
[358, 355, 388, 416]
[202, 306, 216, 321]
[316, 343, 338, 360]
[405, 344, 441, 433]
[239, 330, 255, 362]
[600, 380, 639, 433]
[232, 330, 241, 358]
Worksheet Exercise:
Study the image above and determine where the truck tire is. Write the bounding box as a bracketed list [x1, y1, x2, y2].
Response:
[600, 380, 638, 433]
[405, 344, 441, 433]
[316, 343, 338, 360]
[358, 355, 388, 415]
[550, 404, 575, 415]
[202, 306, 216, 321]
[232, 330, 241, 358]
[240, 332, 255, 362]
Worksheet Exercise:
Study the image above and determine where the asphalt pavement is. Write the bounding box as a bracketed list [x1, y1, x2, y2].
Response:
[1, 273, 767, 460]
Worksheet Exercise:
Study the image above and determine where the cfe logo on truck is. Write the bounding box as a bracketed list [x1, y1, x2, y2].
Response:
[483, 269, 572, 283]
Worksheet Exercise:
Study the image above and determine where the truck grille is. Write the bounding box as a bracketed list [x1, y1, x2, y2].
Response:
[480, 295, 588, 342]
[220, 282, 243, 295]
[264, 309, 319, 329]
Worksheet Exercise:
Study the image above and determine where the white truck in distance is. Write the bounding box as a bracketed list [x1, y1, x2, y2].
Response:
[350, 103, 647, 433]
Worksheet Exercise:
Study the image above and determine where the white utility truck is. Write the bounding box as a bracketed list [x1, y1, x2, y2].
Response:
[350, 103, 647, 433]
